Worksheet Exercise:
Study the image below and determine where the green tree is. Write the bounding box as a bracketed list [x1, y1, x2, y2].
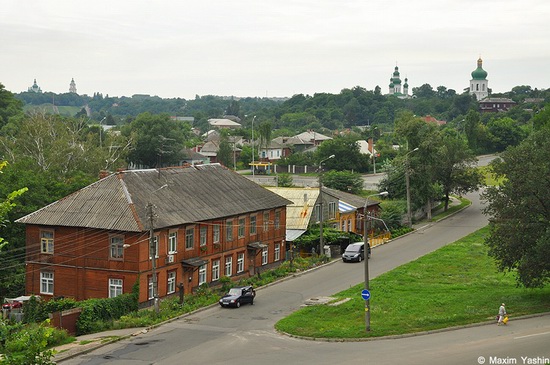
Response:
[436, 133, 483, 211]
[217, 135, 233, 168]
[0, 83, 23, 128]
[316, 136, 369, 172]
[482, 127, 550, 287]
[322, 170, 363, 195]
[122, 113, 191, 167]
[487, 117, 526, 152]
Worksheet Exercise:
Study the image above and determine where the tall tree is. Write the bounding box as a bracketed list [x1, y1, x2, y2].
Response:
[482, 127, 550, 287]
[436, 133, 482, 211]
[0, 83, 23, 128]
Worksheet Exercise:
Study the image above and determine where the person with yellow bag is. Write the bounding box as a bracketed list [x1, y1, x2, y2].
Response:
[497, 303, 508, 325]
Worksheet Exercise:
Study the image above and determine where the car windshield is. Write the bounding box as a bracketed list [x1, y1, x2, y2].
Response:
[228, 288, 241, 296]
[345, 245, 361, 253]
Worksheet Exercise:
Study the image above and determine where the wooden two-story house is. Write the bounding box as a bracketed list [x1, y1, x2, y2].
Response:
[16, 164, 291, 306]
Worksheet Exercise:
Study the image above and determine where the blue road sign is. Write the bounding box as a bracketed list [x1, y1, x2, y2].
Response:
[361, 289, 371, 300]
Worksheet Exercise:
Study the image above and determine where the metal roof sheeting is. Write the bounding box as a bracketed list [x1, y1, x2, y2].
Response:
[16, 164, 291, 232]
[265, 187, 319, 230]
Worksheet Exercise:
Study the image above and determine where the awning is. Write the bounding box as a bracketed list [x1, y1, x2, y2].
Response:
[247, 242, 268, 250]
[339, 201, 357, 213]
[181, 257, 208, 268]
[286, 229, 306, 241]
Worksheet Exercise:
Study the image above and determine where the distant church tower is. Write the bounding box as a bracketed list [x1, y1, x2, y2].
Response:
[69, 78, 77, 94]
[470, 58, 488, 100]
[403, 77, 409, 96]
[389, 66, 402, 94]
[28, 79, 42, 93]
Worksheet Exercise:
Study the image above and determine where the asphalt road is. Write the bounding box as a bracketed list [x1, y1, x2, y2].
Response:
[59, 188, 549, 365]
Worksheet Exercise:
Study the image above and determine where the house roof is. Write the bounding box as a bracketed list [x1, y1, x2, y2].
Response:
[208, 118, 242, 128]
[322, 187, 381, 210]
[293, 131, 332, 142]
[16, 164, 291, 232]
[265, 187, 319, 230]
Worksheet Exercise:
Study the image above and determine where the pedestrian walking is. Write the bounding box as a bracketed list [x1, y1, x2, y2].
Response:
[497, 303, 507, 325]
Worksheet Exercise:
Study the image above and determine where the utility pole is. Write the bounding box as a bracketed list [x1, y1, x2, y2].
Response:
[147, 203, 159, 314]
[405, 148, 419, 228]
[318, 154, 335, 255]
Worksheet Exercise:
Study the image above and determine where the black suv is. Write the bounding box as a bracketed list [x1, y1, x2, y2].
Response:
[219, 286, 256, 308]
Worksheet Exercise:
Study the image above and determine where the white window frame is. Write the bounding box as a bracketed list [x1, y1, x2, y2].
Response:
[168, 232, 178, 254]
[212, 259, 220, 281]
[275, 243, 280, 261]
[198, 264, 207, 285]
[262, 247, 268, 265]
[40, 230, 54, 254]
[110, 236, 124, 259]
[213, 224, 220, 244]
[109, 278, 123, 298]
[200, 226, 207, 247]
[40, 272, 54, 295]
[185, 227, 194, 250]
[167, 271, 176, 294]
[225, 256, 232, 277]
[237, 253, 244, 273]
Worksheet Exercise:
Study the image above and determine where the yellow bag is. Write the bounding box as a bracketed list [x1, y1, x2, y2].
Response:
[502, 316, 509, 324]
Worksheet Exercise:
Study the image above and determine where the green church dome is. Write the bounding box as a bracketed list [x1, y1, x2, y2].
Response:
[471, 58, 488, 80]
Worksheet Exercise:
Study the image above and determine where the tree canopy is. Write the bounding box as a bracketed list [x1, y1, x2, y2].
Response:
[482, 126, 550, 288]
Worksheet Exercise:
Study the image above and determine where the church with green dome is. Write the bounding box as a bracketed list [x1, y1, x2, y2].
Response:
[388, 65, 410, 98]
[470, 58, 488, 100]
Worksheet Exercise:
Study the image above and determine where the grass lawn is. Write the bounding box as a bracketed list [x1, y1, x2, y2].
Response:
[275, 226, 550, 338]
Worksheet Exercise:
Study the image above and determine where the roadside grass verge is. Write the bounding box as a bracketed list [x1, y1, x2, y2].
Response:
[429, 196, 470, 222]
[275, 226, 550, 338]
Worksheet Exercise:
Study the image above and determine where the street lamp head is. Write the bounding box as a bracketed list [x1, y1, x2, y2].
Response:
[412, 147, 419, 152]
[329, 154, 335, 159]
[379, 191, 389, 197]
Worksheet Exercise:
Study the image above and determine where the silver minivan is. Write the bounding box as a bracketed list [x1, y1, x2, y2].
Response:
[342, 242, 371, 262]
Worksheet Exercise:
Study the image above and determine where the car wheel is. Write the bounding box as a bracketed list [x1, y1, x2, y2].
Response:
[236, 301, 240, 308]
[358, 255, 362, 262]
[251, 299, 254, 305]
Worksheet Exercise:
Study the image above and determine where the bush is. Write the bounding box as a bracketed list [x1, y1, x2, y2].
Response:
[76, 293, 138, 335]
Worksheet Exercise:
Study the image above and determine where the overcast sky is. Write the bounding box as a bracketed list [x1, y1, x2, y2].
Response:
[2, 0, 549, 99]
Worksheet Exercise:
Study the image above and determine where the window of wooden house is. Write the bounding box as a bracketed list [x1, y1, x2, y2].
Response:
[167, 271, 176, 294]
[226, 220, 233, 242]
[238, 217, 245, 238]
[249, 215, 257, 235]
[40, 230, 54, 254]
[168, 232, 178, 254]
[237, 253, 245, 273]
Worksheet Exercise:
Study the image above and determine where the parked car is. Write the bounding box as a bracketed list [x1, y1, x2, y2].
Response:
[342, 241, 370, 262]
[219, 286, 256, 308]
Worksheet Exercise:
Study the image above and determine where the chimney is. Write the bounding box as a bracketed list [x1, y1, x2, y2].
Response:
[98, 170, 110, 180]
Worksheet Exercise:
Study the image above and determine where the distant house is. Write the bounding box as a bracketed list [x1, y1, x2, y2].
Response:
[179, 149, 209, 166]
[478, 98, 516, 113]
[292, 130, 332, 146]
[421, 115, 447, 126]
[17, 164, 291, 306]
[208, 118, 242, 129]
[357, 139, 378, 157]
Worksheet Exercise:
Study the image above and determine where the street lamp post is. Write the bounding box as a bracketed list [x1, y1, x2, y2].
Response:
[99, 116, 106, 148]
[252, 116, 256, 178]
[405, 147, 419, 228]
[363, 191, 388, 332]
[318, 154, 335, 256]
